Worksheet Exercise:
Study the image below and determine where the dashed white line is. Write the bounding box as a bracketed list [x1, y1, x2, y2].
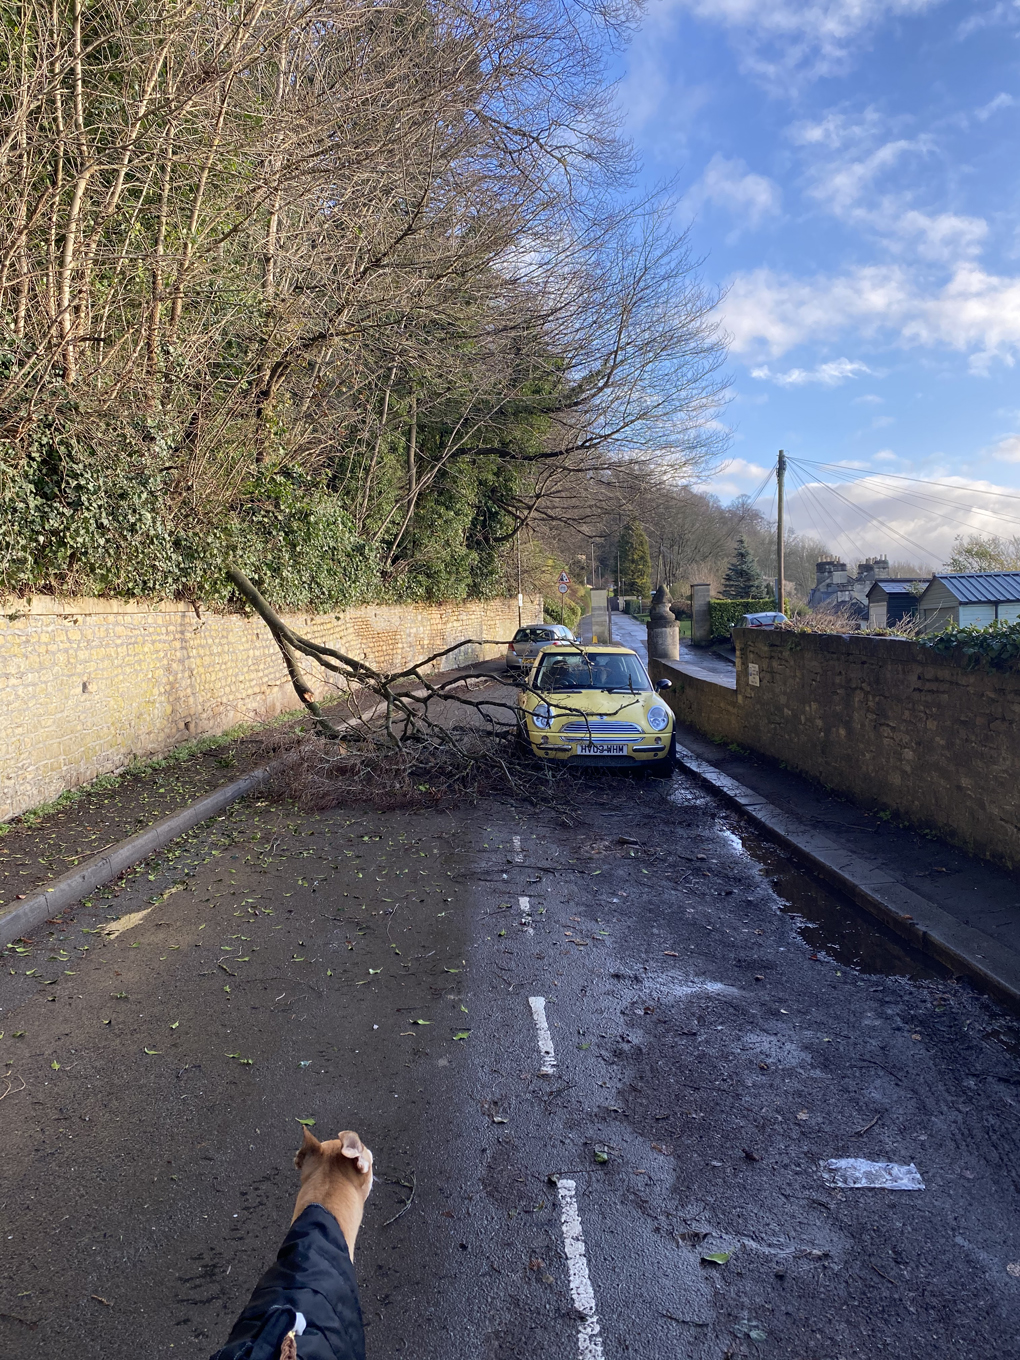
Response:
[519, 894, 533, 934]
[512, 835, 524, 862]
[527, 995, 557, 1074]
[557, 1179, 605, 1360]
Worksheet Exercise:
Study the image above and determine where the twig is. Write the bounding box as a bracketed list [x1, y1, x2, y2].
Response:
[852, 1113, 881, 1137]
[383, 1171, 416, 1226]
[869, 1263, 897, 1286]
[91, 1295, 113, 1307]
[0, 1074, 26, 1100]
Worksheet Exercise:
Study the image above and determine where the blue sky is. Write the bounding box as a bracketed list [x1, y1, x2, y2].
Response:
[616, 0, 1020, 566]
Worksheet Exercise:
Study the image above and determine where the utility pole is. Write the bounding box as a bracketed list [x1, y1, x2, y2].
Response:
[776, 449, 786, 613]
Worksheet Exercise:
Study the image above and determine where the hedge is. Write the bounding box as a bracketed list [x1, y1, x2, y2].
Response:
[544, 596, 582, 631]
[709, 598, 778, 639]
[919, 618, 1020, 669]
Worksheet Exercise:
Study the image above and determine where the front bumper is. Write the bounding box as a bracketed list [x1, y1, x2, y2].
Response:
[526, 734, 671, 764]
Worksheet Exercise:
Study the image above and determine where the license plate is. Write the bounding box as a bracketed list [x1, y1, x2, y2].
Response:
[575, 742, 627, 756]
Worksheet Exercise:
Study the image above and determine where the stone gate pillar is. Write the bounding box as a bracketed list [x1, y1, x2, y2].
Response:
[647, 585, 680, 660]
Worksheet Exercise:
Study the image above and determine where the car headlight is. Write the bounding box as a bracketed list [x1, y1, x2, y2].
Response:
[647, 704, 669, 732]
[532, 703, 553, 730]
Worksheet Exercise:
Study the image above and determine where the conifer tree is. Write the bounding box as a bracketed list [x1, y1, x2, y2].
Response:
[617, 520, 652, 597]
[721, 537, 768, 599]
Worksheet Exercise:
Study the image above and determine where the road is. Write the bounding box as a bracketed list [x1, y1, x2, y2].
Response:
[1, 735, 1020, 1358]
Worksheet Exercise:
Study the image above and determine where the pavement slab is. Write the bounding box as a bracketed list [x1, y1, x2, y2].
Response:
[1, 759, 1019, 1358]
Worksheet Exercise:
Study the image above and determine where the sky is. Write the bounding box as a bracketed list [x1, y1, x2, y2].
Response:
[615, 0, 1020, 567]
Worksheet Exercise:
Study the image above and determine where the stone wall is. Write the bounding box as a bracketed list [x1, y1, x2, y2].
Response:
[651, 630, 1020, 870]
[0, 594, 541, 821]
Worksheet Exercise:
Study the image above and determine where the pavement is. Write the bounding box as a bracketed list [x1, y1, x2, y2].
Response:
[2, 738, 1020, 1357]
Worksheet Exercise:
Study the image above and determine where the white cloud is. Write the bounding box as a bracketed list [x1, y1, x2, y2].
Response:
[785, 470, 1020, 565]
[854, 393, 884, 403]
[893, 210, 987, 262]
[750, 356, 872, 385]
[975, 92, 1016, 121]
[676, 0, 944, 83]
[989, 434, 1020, 462]
[724, 263, 1020, 364]
[687, 155, 782, 228]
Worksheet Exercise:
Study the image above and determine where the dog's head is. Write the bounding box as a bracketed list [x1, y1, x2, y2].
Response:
[294, 1127, 374, 1197]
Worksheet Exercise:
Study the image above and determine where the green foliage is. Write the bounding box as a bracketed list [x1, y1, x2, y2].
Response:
[721, 536, 769, 599]
[709, 598, 777, 639]
[0, 418, 377, 608]
[617, 519, 651, 597]
[945, 533, 1020, 573]
[919, 619, 1020, 669]
[544, 596, 582, 631]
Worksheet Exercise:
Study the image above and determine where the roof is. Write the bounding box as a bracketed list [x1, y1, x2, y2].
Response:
[865, 578, 928, 599]
[929, 572, 1020, 604]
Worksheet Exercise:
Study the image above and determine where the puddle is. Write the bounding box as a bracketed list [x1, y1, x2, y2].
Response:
[718, 819, 951, 982]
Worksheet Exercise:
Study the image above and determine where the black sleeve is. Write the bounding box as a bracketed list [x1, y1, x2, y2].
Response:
[209, 1205, 366, 1360]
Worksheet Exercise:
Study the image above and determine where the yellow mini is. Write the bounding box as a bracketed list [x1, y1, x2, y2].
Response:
[517, 644, 676, 774]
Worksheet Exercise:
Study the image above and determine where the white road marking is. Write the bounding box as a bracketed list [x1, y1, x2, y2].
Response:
[512, 835, 524, 862]
[528, 995, 557, 1074]
[519, 894, 533, 934]
[557, 1179, 605, 1360]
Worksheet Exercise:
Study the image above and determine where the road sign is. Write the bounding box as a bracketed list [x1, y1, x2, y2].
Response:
[558, 572, 570, 584]
[557, 582, 569, 594]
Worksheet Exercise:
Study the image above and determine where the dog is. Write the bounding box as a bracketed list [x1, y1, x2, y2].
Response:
[210, 1129, 374, 1360]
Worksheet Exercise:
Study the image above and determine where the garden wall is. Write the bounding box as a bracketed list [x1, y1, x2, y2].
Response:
[651, 630, 1020, 870]
[0, 594, 541, 821]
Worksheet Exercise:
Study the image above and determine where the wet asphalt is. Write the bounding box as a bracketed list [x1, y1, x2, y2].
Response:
[1, 766, 1019, 1360]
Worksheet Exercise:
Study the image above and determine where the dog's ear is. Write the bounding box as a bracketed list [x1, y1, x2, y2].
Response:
[339, 1129, 372, 1176]
[294, 1126, 321, 1170]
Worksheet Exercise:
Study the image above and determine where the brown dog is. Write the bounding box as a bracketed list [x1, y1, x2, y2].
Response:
[210, 1128, 374, 1360]
[293, 1128, 374, 1258]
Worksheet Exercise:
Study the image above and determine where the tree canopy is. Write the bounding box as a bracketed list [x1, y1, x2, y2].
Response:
[0, 0, 727, 608]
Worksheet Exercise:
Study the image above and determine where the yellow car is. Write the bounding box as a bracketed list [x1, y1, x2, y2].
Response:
[517, 644, 676, 774]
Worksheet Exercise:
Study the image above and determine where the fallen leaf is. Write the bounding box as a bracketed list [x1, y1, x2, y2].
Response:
[452, 1030, 470, 1040]
[296, 1117, 316, 1127]
[701, 1252, 730, 1265]
[411, 1019, 431, 1025]
[143, 1049, 161, 1056]
[169, 1021, 179, 1030]
[663, 951, 679, 957]
[594, 1148, 609, 1164]
[50, 1060, 60, 1070]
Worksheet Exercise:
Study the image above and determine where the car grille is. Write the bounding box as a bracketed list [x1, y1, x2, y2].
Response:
[559, 720, 644, 734]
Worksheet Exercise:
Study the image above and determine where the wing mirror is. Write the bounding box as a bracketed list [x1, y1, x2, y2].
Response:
[656, 677, 672, 691]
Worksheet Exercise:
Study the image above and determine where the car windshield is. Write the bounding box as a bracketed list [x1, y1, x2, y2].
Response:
[533, 651, 651, 692]
[514, 627, 559, 643]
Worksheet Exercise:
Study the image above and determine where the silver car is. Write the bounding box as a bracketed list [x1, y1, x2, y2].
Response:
[506, 624, 576, 671]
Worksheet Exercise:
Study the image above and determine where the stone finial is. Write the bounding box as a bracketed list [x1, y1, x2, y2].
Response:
[649, 584, 673, 623]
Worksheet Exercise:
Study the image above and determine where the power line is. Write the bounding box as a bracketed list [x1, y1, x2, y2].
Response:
[789, 462, 938, 562]
[797, 458, 1020, 510]
[791, 461, 1020, 537]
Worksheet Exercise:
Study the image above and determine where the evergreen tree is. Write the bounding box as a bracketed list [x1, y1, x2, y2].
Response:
[617, 519, 652, 597]
[721, 537, 768, 599]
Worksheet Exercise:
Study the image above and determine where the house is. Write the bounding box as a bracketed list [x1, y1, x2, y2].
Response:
[866, 578, 929, 628]
[809, 556, 891, 617]
[917, 572, 1020, 630]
